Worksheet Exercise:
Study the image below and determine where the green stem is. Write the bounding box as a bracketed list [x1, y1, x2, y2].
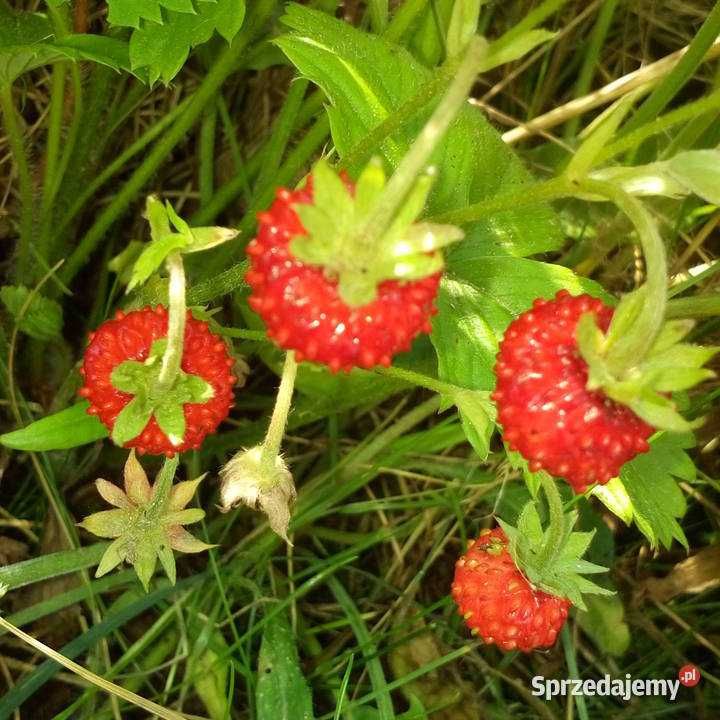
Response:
[430, 175, 573, 225]
[376, 365, 457, 396]
[261, 352, 298, 465]
[156, 253, 186, 394]
[0, 83, 35, 282]
[535, 475, 566, 575]
[360, 36, 487, 242]
[579, 178, 667, 370]
[666, 294, 720, 319]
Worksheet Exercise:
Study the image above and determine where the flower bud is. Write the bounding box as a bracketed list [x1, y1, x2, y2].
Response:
[219, 446, 296, 542]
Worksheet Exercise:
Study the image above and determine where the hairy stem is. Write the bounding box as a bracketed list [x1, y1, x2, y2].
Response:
[361, 36, 487, 242]
[261, 352, 298, 465]
[579, 178, 667, 370]
[156, 253, 186, 394]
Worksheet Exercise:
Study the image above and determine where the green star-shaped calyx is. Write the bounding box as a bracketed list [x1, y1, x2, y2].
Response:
[576, 288, 717, 431]
[498, 477, 613, 609]
[111, 339, 214, 447]
[290, 158, 463, 307]
[79, 452, 214, 591]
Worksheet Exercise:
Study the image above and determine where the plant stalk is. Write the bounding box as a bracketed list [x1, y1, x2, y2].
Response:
[579, 178, 667, 371]
[156, 253, 187, 394]
[261, 352, 298, 466]
[360, 35, 486, 243]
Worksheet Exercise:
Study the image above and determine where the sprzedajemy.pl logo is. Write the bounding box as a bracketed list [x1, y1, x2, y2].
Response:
[531, 665, 701, 702]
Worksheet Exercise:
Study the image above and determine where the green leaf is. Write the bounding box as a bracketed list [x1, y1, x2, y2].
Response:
[107, 0, 199, 28]
[446, 0, 485, 58]
[1, 285, 62, 341]
[567, 90, 641, 179]
[95, 539, 125, 577]
[133, 541, 158, 591]
[0, 544, 108, 591]
[480, 29, 555, 73]
[0, 402, 108, 451]
[614, 433, 694, 549]
[111, 396, 154, 446]
[576, 594, 630, 657]
[194, 631, 231, 720]
[0, 6, 131, 83]
[665, 149, 720, 205]
[591, 477, 633, 525]
[129, 0, 246, 83]
[256, 608, 314, 720]
[276, 4, 563, 257]
[157, 543, 176, 585]
[450, 388, 496, 459]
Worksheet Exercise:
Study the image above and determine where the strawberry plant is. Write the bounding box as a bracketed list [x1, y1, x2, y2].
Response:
[1, 1, 720, 718]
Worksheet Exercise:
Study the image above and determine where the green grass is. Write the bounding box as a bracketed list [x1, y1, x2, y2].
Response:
[1, 0, 720, 718]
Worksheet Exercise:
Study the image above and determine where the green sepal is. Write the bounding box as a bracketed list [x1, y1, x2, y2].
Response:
[111, 397, 154, 446]
[498, 479, 612, 611]
[80, 453, 213, 591]
[288, 157, 463, 307]
[109, 339, 214, 447]
[126, 197, 238, 294]
[577, 294, 717, 432]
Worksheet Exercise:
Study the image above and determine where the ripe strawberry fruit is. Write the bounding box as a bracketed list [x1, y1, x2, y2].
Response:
[492, 290, 653, 493]
[80, 306, 235, 456]
[452, 528, 570, 652]
[246, 182, 440, 373]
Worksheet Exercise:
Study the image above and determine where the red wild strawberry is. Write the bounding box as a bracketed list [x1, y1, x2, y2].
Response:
[452, 528, 570, 652]
[80, 306, 235, 456]
[452, 477, 611, 651]
[246, 184, 439, 372]
[245, 160, 462, 373]
[492, 290, 653, 493]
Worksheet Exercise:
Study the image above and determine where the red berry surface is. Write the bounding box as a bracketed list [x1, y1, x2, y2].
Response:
[80, 306, 235, 456]
[452, 528, 570, 652]
[492, 290, 653, 493]
[245, 182, 440, 373]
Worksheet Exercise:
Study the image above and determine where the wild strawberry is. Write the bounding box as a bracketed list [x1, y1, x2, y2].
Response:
[246, 159, 462, 372]
[492, 290, 654, 493]
[452, 477, 611, 651]
[80, 306, 235, 456]
[452, 528, 570, 652]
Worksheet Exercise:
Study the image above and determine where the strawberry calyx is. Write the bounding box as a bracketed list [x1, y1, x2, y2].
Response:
[572, 179, 717, 432]
[498, 476, 613, 610]
[576, 288, 717, 432]
[109, 336, 214, 448]
[79, 451, 214, 591]
[289, 158, 463, 307]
